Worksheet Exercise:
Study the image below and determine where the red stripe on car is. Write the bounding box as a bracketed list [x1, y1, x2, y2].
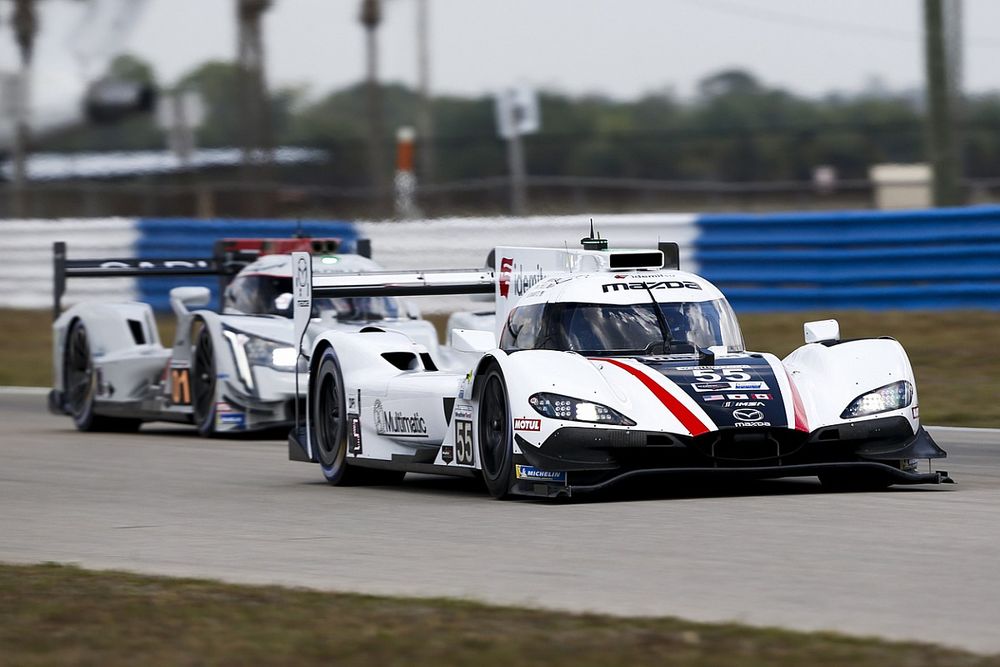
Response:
[784, 370, 809, 433]
[594, 358, 711, 436]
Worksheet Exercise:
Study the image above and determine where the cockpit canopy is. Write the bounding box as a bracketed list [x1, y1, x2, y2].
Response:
[501, 298, 745, 356]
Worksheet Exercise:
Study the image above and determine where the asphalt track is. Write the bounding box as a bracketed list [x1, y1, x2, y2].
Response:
[1, 389, 998, 654]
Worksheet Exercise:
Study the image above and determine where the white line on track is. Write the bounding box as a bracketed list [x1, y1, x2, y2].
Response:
[0, 386, 49, 396]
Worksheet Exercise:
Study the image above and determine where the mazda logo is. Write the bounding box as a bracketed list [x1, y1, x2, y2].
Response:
[733, 408, 763, 421]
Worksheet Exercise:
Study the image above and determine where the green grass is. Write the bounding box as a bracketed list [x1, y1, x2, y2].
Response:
[0, 562, 995, 667]
[3, 308, 998, 426]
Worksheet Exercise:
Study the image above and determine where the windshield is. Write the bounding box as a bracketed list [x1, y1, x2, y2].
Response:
[225, 275, 404, 321]
[501, 298, 744, 355]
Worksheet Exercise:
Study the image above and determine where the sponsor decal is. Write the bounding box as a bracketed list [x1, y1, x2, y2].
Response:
[734, 382, 768, 391]
[729, 401, 765, 408]
[513, 417, 541, 431]
[912, 405, 920, 419]
[373, 399, 428, 437]
[602, 280, 702, 293]
[498, 257, 513, 297]
[498, 257, 545, 299]
[215, 402, 246, 429]
[702, 394, 725, 402]
[348, 415, 362, 454]
[734, 421, 772, 427]
[441, 445, 455, 464]
[732, 408, 763, 422]
[98, 259, 210, 270]
[348, 395, 357, 410]
[694, 382, 768, 393]
[453, 404, 473, 420]
[515, 465, 567, 483]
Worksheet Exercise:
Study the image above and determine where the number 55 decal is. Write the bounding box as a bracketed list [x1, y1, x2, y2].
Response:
[455, 419, 474, 465]
[691, 368, 752, 382]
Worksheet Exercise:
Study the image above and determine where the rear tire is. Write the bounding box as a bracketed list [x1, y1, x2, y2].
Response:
[477, 365, 514, 499]
[63, 320, 141, 433]
[191, 324, 217, 437]
[313, 348, 359, 485]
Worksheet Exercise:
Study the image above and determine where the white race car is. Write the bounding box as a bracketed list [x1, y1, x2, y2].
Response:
[49, 238, 442, 436]
[287, 235, 952, 498]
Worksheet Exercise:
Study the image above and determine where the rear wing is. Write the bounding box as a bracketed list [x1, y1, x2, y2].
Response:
[53, 236, 366, 319]
[290, 241, 678, 349]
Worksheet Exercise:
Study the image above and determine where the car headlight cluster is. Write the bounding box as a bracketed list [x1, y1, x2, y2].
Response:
[224, 329, 304, 388]
[529, 392, 635, 426]
[840, 380, 913, 419]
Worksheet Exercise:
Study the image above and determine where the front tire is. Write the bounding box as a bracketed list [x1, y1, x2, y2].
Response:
[477, 365, 514, 499]
[63, 320, 140, 433]
[191, 323, 217, 437]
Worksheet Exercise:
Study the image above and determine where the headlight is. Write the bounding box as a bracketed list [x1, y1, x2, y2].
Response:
[840, 380, 913, 419]
[223, 329, 304, 389]
[529, 392, 636, 426]
[244, 336, 299, 370]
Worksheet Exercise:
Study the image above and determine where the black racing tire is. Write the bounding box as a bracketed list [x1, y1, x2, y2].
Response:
[63, 320, 141, 433]
[313, 348, 359, 485]
[477, 365, 514, 499]
[191, 323, 217, 437]
[818, 469, 893, 492]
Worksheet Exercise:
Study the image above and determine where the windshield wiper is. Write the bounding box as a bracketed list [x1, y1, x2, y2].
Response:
[640, 281, 673, 354]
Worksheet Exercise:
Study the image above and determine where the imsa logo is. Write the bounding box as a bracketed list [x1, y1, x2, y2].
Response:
[373, 399, 428, 437]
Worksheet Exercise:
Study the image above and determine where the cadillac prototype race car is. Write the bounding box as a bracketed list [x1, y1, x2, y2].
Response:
[48, 238, 442, 436]
[288, 235, 953, 498]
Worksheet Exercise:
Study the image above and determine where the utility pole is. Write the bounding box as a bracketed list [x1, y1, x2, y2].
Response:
[236, 0, 273, 214]
[10, 0, 37, 217]
[923, 0, 962, 206]
[415, 0, 434, 187]
[360, 0, 388, 217]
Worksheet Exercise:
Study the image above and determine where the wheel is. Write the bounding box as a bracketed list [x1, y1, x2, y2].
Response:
[63, 320, 140, 433]
[477, 365, 514, 499]
[313, 348, 358, 485]
[819, 469, 893, 492]
[191, 323, 217, 437]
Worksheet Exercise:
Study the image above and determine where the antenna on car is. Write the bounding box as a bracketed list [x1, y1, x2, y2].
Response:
[581, 218, 608, 251]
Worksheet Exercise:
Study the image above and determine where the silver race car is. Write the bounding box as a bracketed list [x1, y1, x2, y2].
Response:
[48, 238, 442, 436]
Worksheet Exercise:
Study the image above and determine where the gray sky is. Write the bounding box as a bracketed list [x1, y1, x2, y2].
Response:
[4, 0, 1000, 123]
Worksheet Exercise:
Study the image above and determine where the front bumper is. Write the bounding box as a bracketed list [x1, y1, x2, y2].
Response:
[512, 416, 952, 497]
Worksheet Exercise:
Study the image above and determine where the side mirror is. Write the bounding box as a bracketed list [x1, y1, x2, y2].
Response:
[169, 286, 211, 317]
[451, 329, 496, 354]
[804, 319, 840, 344]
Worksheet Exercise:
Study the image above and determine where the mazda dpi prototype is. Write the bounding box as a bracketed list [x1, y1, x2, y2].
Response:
[288, 237, 952, 498]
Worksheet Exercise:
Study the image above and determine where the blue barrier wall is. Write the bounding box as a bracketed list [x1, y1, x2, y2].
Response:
[694, 206, 1000, 312]
[136, 218, 358, 310]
